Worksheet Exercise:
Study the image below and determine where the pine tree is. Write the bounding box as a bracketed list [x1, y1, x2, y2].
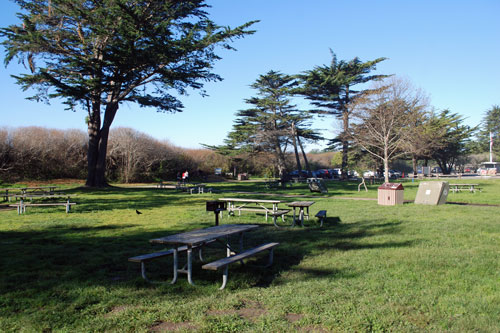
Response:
[297, 50, 388, 179]
[476, 105, 500, 155]
[213, 70, 321, 179]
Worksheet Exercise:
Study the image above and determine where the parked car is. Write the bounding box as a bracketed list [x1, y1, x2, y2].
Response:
[363, 170, 378, 178]
[328, 168, 341, 178]
[288, 170, 316, 178]
[347, 170, 359, 178]
[388, 170, 402, 179]
[431, 166, 442, 174]
[315, 169, 331, 178]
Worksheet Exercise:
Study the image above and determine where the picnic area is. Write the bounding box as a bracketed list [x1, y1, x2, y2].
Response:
[0, 178, 498, 332]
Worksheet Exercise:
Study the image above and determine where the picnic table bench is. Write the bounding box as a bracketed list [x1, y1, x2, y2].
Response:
[188, 184, 212, 194]
[10, 194, 76, 214]
[128, 241, 213, 283]
[202, 242, 279, 289]
[315, 210, 327, 227]
[218, 198, 282, 222]
[449, 183, 481, 193]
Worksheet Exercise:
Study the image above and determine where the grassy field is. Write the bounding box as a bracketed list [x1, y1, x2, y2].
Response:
[0, 178, 499, 332]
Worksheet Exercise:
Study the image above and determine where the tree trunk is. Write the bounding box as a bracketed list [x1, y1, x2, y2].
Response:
[341, 108, 349, 180]
[86, 101, 101, 187]
[384, 143, 389, 183]
[291, 123, 302, 172]
[275, 146, 286, 178]
[86, 101, 119, 187]
[412, 155, 418, 177]
[383, 159, 389, 183]
[297, 134, 311, 172]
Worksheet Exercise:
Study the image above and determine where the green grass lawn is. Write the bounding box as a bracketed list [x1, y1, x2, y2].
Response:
[0, 179, 499, 332]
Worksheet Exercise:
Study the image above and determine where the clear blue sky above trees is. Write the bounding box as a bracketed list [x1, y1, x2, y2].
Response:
[1, 0, 499, 150]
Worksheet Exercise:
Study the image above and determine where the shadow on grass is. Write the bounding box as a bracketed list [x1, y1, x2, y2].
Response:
[0, 187, 420, 315]
[56, 186, 222, 213]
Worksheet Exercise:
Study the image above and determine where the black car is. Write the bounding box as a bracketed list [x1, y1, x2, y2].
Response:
[288, 170, 316, 178]
[315, 169, 331, 178]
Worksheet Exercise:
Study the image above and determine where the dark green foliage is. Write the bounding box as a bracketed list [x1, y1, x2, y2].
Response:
[431, 110, 477, 174]
[476, 105, 500, 154]
[1, 0, 257, 187]
[211, 70, 315, 177]
[297, 50, 389, 176]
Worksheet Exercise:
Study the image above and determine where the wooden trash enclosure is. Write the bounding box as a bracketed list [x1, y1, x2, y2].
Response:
[377, 183, 404, 206]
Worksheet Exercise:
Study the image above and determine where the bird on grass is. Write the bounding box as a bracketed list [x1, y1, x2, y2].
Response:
[136, 210, 142, 215]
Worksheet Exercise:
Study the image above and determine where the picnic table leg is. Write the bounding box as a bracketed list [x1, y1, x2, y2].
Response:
[187, 245, 195, 285]
[300, 208, 305, 227]
[239, 232, 244, 253]
[292, 207, 297, 227]
[220, 266, 229, 290]
[171, 248, 178, 284]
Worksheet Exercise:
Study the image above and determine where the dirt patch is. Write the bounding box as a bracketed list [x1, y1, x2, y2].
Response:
[149, 321, 198, 332]
[206, 300, 268, 323]
[286, 313, 304, 323]
[298, 325, 330, 332]
[104, 305, 130, 318]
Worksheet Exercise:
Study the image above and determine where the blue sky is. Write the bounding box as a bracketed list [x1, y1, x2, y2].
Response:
[1, 0, 499, 150]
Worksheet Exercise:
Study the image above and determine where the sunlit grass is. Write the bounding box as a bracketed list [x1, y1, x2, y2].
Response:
[0, 178, 499, 331]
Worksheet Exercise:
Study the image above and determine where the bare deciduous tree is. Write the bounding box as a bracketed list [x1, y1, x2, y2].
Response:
[349, 77, 430, 183]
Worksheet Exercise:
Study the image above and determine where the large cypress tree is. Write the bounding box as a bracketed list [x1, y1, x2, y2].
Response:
[1, 0, 256, 187]
[297, 50, 388, 179]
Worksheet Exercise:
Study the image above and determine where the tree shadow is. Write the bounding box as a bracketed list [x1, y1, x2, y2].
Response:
[0, 185, 423, 320]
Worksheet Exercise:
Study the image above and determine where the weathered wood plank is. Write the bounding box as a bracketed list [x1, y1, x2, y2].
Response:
[202, 242, 279, 271]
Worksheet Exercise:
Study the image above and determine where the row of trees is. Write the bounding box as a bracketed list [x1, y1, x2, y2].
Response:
[0, 127, 203, 182]
[1, 126, 317, 182]
[211, 52, 489, 183]
[207, 51, 389, 180]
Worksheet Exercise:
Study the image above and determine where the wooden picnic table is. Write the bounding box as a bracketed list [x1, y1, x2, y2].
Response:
[19, 186, 59, 195]
[0, 188, 22, 201]
[286, 201, 315, 227]
[150, 224, 259, 285]
[449, 183, 481, 193]
[12, 193, 75, 214]
[218, 198, 281, 221]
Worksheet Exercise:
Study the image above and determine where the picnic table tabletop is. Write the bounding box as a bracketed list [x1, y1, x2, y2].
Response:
[150, 224, 259, 246]
[15, 193, 73, 199]
[219, 197, 281, 204]
[286, 201, 315, 208]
